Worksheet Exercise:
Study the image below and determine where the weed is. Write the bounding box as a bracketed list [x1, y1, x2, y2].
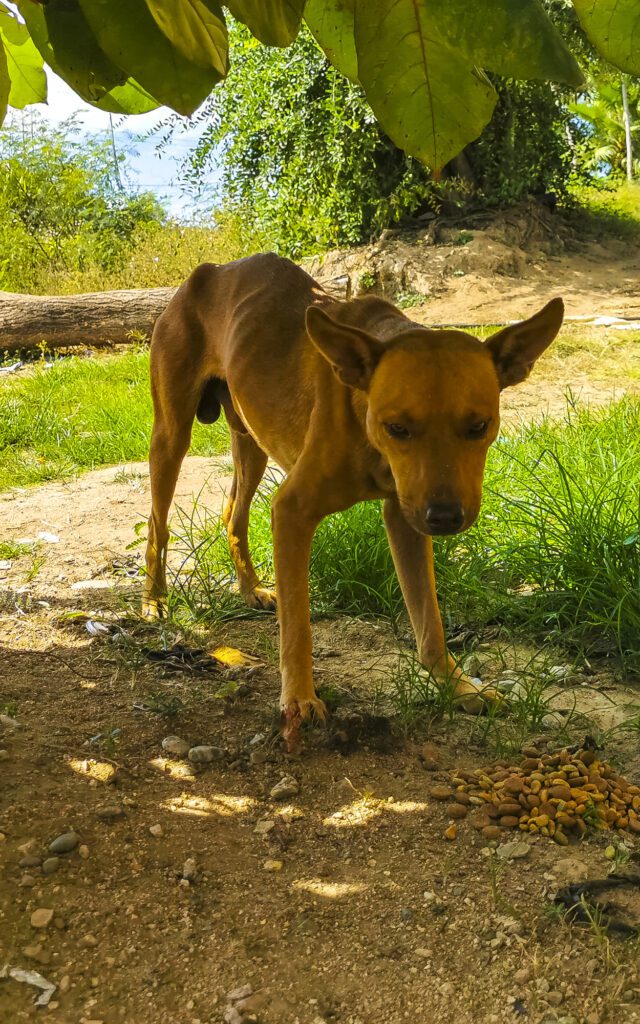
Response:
[138, 691, 185, 718]
[1, 700, 18, 718]
[395, 290, 428, 309]
[0, 540, 32, 560]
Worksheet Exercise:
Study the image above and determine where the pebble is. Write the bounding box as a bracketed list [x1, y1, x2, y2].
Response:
[30, 907, 54, 928]
[224, 1010, 243, 1024]
[429, 785, 453, 801]
[58, 975, 71, 994]
[400, 907, 414, 922]
[547, 991, 564, 1007]
[149, 824, 163, 837]
[514, 967, 532, 985]
[481, 825, 503, 841]
[444, 823, 457, 841]
[162, 735, 191, 757]
[19, 854, 42, 868]
[22, 944, 50, 965]
[96, 806, 125, 822]
[79, 844, 90, 859]
[182, 858, 198, 883]
[42, 857, 59, 875]
[270, 775, 299, 801]
[79, 933, 99, 948]
[250, 749, 268, 765]
[254, 819, 276, 836]
[49, 832, 79, 855]
[20, 874, 38, 888]
[496, 841, 531, 862]
[263, 859, 283, 872]
[228, 984, 253, 1002]
[0, 749, 9, 760]
[552, 857, 590, 885]
[188, 745, 225, 764]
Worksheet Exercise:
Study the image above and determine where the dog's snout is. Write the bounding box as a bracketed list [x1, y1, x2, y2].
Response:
[424, 502, 465, 534]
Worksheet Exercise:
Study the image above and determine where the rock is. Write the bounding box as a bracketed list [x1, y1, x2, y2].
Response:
[547, 991, 564, 1007]
[0, 749, 9, 760]
[415, 947, 432, 959]
[96, 805, 125, 822]
[79, 933, 99, 948]
[224, 1010, 243, 1024]
[400, 907, 414, 922]
[446, 803, 468, 819]
[444, 823, 457, 841]
[462, 655, 481, 678]
[149, 824, 163, 837]
[270, 775, 299, 801]
[182, 858, 198, 883]
[0, 713, 19, 728]
[249, 733, 265, 746]
[19, 854, 42, 868]
[58, 975, 71, 994]
[552, 857, 589, 885]
[541, 713, 563, 730]
[481, 825, 503, 841]
[235, 990, 270, 1014]
[49, 832, 79, 855]
[20, 874, 37, 887]
[545, 664, 575, 684]
[22, 944, 51, 965]
[42, 857, 59, 875]
[496, 841, 531, 862]
[78, 844, 90, 859]
[162, 735, 190, 757]
[496, 677, 517, 694]
[30, 907, 54, 928]
[250, 749, 268, 765]
[254, 819, 276, 836]
[263, 859, 283, 872]
[188, 745, 225, 764]
[228, 984, 253, 1002]
[429, 785, 453, 801]
[514, 967, 532, 986]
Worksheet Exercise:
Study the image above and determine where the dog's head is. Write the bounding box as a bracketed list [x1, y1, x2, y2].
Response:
[306, 298, 563, 536]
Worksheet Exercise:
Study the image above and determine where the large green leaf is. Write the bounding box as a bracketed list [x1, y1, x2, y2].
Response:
[572, 0, 640, 75]
[225, 0, 305, 47]
[0, 38, 9, 126]
[18, 0, 159, 114]
[433, 0, 583, 85]
[146, 0, 228, 75]
[304, 0, 358, 83]
[79, 0, 222, 115]
[355, 0, 497, 169]
[0, 6, 47, 109]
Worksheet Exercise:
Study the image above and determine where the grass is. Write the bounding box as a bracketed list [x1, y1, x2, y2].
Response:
[0, 348, 229, 489]
[166, 397, 640, 674]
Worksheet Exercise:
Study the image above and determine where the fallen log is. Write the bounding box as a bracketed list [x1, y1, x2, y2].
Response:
[0, 287, 177, 352]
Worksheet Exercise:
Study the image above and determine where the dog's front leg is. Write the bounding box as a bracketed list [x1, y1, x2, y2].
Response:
[271, 483, 327, 751]
[383, 496, 500, 714]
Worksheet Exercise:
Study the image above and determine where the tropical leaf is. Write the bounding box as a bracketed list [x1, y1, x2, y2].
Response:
[145, 0, 228, 75]
[0, 5, 47, 109]
[18, 0, 159, 114]
[0, 37, 9, 126]
[572, 0, 640, 75]
[225, 0, 305, 47]
[304, 0, 358, 83]
[78, 0, 222, 115]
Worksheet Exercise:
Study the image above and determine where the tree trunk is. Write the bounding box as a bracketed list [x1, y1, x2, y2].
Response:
[0, 287, 177, 353]
[622, 77, 634, 182]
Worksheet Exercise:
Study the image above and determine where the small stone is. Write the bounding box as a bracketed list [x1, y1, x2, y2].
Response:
[182, 858, 198, 882]
[0, 749, 9, 761]
[79, 933, 99, 948]
[552, 857, 589, 886]
[462, 655, 481, 678]
[49, 832, 79, 855]
[429, 786, 453, 801]
[496, 841, 531, 862]
[249, 733, 265, 746]
[30, 907, 54, 928]
[496, 677, 517, 694]
[444, 823, 457, 841]
[547, 991, 564, 1007]
[415, 947, 432, 959]
[263, 859, 283, 872]
[224, 1010, 243, 1024]
[19, 855, 42, 868]
[53, 916, 65, 930]
[253, 819, 275, 836]
[481, 825, 503, 841]
[149, 824, 163, 837]
[250, 750, 268, 765]
[58, 975, 71, 994]
[22, 944, 51, 965]
[42, 857, 59, 875]
[400, 907, 414, 922]
[235, 991, 270, 1014]
[188, 745, 225, 764]
[20, 874, 38, 888]
[270, 775, 299, 801]
[162, 735, 191, 757]
[446, 803, 468, 819]
[79, 845, 90, 859]
[96, 805, 125, 822]
[514, 967, 532, 986]
[228, 984, 253, 1002]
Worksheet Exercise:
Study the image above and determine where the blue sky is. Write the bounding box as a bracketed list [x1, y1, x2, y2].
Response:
[30, 71, 217, 220]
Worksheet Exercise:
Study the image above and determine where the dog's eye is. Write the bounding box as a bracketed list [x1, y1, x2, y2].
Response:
[467, 420, 489, 439]
[385, 423, 411, 440]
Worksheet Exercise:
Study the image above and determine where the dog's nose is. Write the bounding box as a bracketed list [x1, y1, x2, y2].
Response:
[424, 503, 465, 534]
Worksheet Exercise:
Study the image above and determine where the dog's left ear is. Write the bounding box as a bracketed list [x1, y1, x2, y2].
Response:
[485, 298, 564, 389]
[306, 305, 385, 390]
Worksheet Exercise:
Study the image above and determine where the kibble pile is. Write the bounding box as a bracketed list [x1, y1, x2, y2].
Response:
[429, 747, 640, 844]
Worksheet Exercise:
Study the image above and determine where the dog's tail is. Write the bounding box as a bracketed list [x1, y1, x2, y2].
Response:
[196, 377, 247, 433]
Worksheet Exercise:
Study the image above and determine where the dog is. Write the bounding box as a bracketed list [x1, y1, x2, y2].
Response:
[143, 253, 563, 750]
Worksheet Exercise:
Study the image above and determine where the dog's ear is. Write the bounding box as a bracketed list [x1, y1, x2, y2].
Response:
[306, 305, 384, 390]
[485, 298, 564, 389]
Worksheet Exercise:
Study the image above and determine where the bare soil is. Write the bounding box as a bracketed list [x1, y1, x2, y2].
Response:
[2, 217, 640, 1024]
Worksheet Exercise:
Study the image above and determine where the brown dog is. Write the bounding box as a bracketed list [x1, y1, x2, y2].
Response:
[143, 254, 563, 749]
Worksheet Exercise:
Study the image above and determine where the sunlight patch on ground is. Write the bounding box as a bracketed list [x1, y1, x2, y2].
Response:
[323, 796, 428, 829]
[292, 879, 369, 899]
[67, 757, 117, 784]
[148, 756, 197, 780]
[162, 792, 258, 818]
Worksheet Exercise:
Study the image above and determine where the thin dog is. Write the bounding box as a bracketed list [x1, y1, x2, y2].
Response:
[143, 254, 563, 749]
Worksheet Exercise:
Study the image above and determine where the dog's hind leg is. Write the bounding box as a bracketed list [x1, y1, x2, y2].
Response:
[383, 495, 501, 714]
[223, 429, 275, 611]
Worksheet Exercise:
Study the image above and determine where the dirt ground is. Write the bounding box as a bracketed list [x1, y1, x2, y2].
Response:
[2, 220, 640, 1024]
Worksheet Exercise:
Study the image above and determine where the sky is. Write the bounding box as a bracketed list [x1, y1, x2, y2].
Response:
[15, 70, 217, 220]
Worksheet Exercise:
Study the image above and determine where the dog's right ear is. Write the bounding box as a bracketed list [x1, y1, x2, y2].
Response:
[306, 306, 384, 390]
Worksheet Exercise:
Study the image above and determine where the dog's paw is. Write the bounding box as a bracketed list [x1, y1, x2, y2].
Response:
[245, 587, 277, 612]
[451, 674, 503, 715]
[280, 695, 327, 753]
[141, 597, 167, 620]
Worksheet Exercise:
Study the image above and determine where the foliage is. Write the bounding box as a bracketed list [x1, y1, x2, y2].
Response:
[1, 1, 639, 174]
[0, 117, 164, 292]
[570, 78, 640, 178]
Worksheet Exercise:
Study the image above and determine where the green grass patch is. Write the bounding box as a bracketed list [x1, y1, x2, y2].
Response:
[168, 398, 640, 673]
[0, 349, 229, 489]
